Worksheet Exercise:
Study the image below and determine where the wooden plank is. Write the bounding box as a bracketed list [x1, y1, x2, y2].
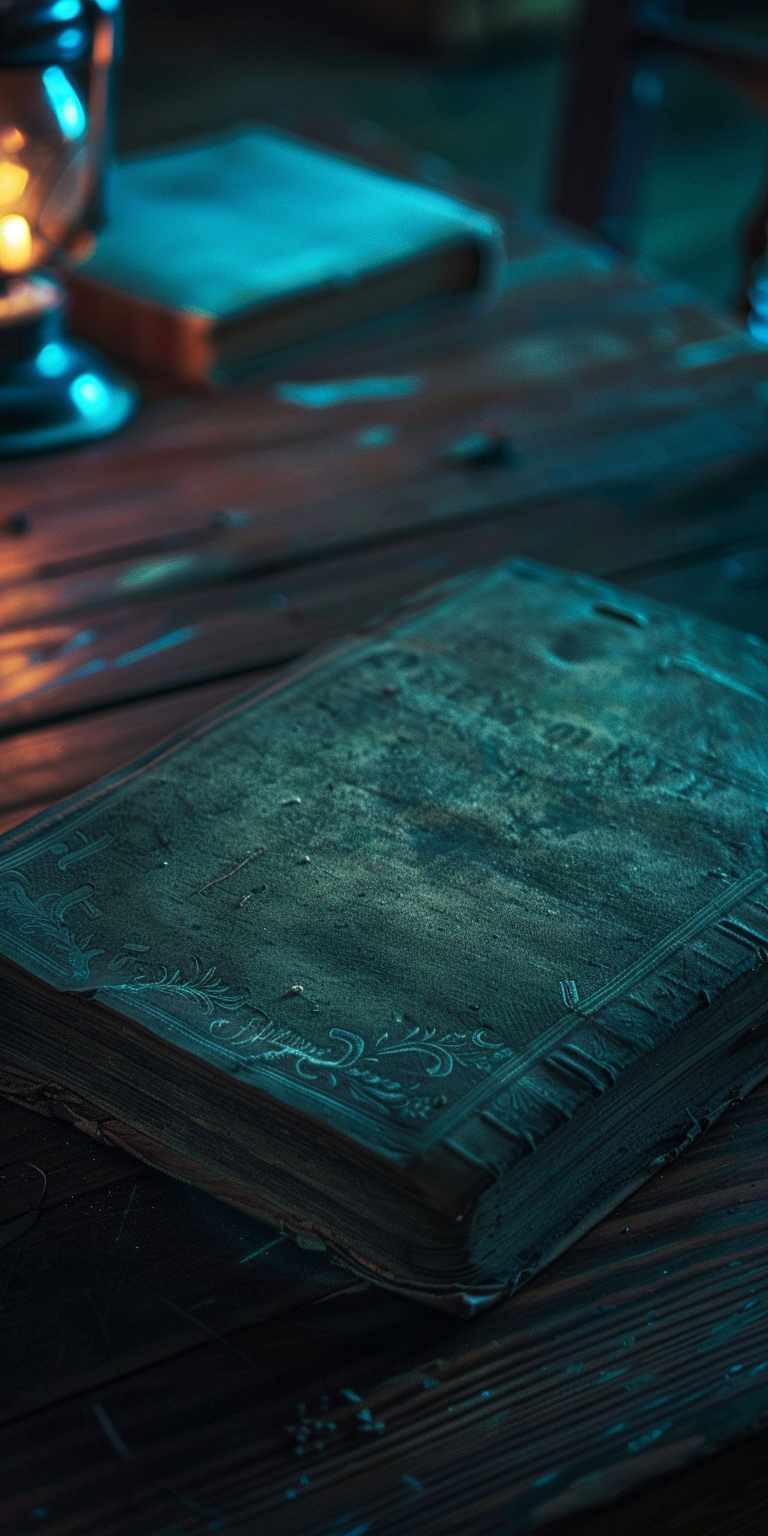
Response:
[550, 1416, 768, 1536]
[1, 229, 764, 606]
[3, 1077, 768, 1534]
[0, 1094, 352, 1428]
[3, 456, 768, 735]
[1, 225, 767, 738]
[620, 535, 768, 644]
[0, 670, 277, 833]
[1, 481, 767, 836]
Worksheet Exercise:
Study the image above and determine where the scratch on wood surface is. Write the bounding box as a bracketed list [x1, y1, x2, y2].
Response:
[92, 1401, 135, 1462]
[92, 1401, 226, 1522]
[195, 847, 265, 895]
[0, 1162, 47, 1302]
[239, 1235, 285, 1265]
[151, 1290, 270, 1375]
[114, 1182, 138, 1248]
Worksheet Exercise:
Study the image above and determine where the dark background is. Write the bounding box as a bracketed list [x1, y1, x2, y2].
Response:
[115, 0, 768, 309]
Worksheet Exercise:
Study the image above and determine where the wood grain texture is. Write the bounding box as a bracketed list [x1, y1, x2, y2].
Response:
[2, 216, 768, 734]
[3, 204, 768, 1533]
[0, 670, 276, 833]
[3, 1076, 768, 1534]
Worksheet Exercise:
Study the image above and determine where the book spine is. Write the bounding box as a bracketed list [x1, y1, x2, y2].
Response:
[67, 273, 214, 387]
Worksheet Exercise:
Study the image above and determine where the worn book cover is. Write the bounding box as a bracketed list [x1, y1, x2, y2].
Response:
[67, 126, 503, 385]
[1, 560, 767, 1311]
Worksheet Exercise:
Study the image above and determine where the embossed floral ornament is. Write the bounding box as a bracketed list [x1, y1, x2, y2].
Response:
[0, 876, 513, 1125]
[209, 1017, 513, 1122]
[103, 947, 248, 1014]
[0, 879, 102, 986]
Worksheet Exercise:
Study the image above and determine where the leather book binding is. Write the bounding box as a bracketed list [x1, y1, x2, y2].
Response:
[68, 127, 502, 385]
[1, 559, 767, 1312]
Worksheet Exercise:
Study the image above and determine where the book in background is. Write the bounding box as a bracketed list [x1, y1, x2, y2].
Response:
[67, 126, 505, 387]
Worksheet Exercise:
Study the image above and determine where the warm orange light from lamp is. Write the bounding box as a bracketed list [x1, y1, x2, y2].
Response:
[0, 127, 25, 154]
[0, 213, 32, 272]
[0, 160, 28, 205]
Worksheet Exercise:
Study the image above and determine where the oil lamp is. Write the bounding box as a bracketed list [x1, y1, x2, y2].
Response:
[0, 0, 135, 455]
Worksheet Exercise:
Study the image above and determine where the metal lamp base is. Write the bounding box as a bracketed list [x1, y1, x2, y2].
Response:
[0, 275, 137, 457]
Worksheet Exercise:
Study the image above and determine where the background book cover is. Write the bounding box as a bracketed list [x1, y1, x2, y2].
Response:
[68, 126, 504, 384]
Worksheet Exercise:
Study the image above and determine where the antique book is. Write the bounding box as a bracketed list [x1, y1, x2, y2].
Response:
[1, 559, 767, 1314]
[67, 127, 503, 386]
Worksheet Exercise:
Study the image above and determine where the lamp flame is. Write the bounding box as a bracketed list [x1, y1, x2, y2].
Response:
[0, 214, 32, 273]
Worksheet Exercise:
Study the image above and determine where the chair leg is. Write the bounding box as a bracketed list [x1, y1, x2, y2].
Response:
[552, 0, 642, 236]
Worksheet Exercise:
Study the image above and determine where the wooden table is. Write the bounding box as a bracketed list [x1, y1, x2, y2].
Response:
[3, 208, 768, 1535]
